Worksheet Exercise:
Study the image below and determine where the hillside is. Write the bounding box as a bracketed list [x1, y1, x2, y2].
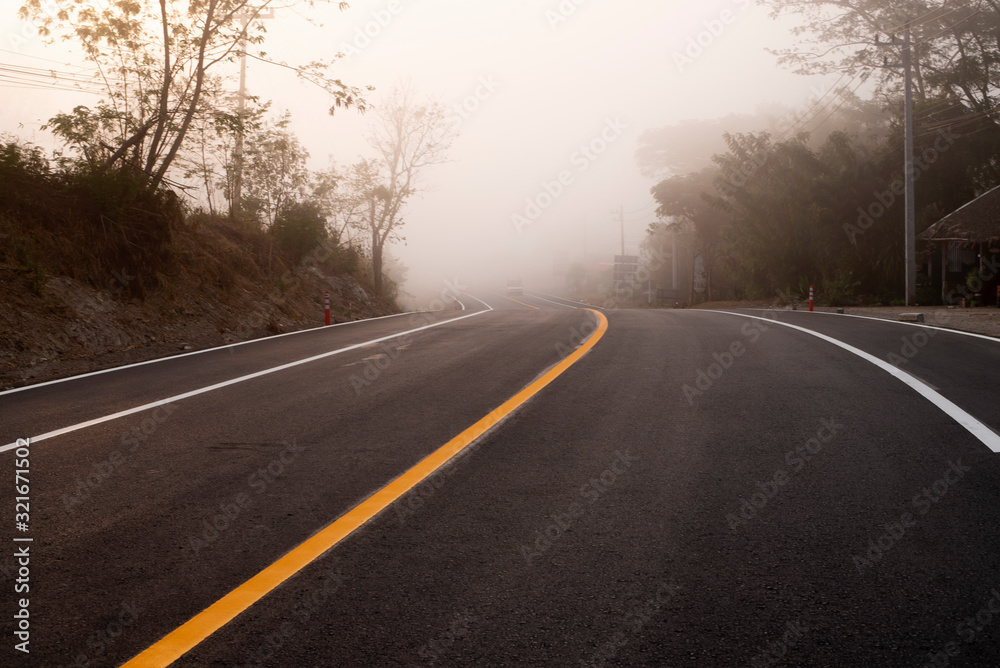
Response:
[0, 144, 397, 389]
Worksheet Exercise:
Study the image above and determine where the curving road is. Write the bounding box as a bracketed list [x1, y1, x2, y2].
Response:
[1, 296, 999, 666]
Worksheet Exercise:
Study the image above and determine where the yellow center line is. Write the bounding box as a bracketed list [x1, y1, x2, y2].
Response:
[484, 291, 540, 310]
[506, 296, 539, 309]
[123, 309, 609, 668]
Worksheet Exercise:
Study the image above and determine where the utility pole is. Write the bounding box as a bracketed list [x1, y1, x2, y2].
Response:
[619, 204, 625, 256]
[231, 9, 274, 220]
[903, 25, 916, 305]
[878, 26, 916, 305]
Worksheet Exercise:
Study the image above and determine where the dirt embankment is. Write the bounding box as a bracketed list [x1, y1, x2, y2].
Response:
[0, 216, 396, 390]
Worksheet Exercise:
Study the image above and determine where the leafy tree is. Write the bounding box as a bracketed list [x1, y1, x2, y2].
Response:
[650, 167, 730, 300]
[22, 0, 367, 191]
[241, 112, 311, 227]
[272, 199, 327, 264]
[761, 0, 1000, 183]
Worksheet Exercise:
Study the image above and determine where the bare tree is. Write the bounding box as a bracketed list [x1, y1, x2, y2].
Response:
[362, 82, 455, 296]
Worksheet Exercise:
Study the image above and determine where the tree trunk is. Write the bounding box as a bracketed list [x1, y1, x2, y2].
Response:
[373, 241, 383, 296]
[149, 0, 216, 191]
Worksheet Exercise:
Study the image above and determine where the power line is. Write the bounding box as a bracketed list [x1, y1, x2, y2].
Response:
[913, 7, 985, 44]
[803, 70, 873, 136]
[0, 47, 102, 75]
[879, 2, 974, 36]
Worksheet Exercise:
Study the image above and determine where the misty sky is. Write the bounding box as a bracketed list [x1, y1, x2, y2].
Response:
[0, 0, 840, 305]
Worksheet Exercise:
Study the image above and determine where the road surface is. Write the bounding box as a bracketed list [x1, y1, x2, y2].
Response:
[1, 294, 999, 666]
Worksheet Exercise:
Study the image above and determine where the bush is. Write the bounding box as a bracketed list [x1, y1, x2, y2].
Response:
[271, 200, 328, 265]
[0, 137, 179, 299]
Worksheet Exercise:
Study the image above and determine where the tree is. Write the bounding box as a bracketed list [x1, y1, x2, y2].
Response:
[760, 0, 1000, 183]
[241, 112, 311, 227]
[360, 82, 455, 296]
[272, 199, 327, 264]
[312, 161, 369, 248]
[650, 167, 730, 300]
[23, 0, 367, 191]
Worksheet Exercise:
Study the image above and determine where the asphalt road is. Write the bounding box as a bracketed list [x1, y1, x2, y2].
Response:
[1, 297, 999, 667]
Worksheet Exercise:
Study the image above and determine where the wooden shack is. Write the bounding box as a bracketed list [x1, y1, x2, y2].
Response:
[918, 185, 1000, 305]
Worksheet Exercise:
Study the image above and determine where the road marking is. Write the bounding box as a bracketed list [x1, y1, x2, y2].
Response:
[524, 292, 577, 309]
[527, 290, 603, 310]
[704, 310, 1000, 453]
[0, 311, 424, 397]
[460, 292, 493, 312]
[731, 308, 999, 344]
[121, 309, 608, 668]
[502, 295, 540, 309]
[0, 311, 488, 455]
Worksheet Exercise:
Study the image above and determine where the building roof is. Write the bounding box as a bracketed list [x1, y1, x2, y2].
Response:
[919, 184, 1000, 243]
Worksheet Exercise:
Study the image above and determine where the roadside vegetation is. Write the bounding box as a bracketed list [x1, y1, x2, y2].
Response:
[640, 0, 1000, 306]
[4, 1, 454, 309]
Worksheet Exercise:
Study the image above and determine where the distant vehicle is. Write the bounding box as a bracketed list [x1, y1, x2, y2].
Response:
[506, 279, 523, 296]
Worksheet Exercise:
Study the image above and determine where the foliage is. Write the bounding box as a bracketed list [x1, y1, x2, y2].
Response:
[649, 166, 730, 300]
[760, 0, 1000, 183]
[271, 199, 327, 264]
[240, 112, 311, 227]
[0, 138, 178, 299]
[22, 0, 368, 192]
[641, 1, 1000, 304]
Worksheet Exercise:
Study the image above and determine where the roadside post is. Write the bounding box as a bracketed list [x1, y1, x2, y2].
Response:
[809, 285, 814, 312]
[324, 291, 331, 326]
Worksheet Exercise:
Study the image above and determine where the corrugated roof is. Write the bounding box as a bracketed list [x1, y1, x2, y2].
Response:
[918, 184, 1000, 242]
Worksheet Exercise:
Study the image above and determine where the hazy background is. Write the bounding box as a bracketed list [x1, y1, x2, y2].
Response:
[0, 0, 840, 307]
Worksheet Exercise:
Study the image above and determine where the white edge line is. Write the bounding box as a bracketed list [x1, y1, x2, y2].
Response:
[527, 290, 603, 310]
[702, 310, 1000, 453]
[524, 292, 578, 309]
[734, 308, 1000, 344]
[460, 292, 494, 312]
[0, 310, 489, 454]
[0, 311, 431, 398]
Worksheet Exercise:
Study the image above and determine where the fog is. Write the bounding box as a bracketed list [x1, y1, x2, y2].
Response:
[0, 0, 840, 309]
